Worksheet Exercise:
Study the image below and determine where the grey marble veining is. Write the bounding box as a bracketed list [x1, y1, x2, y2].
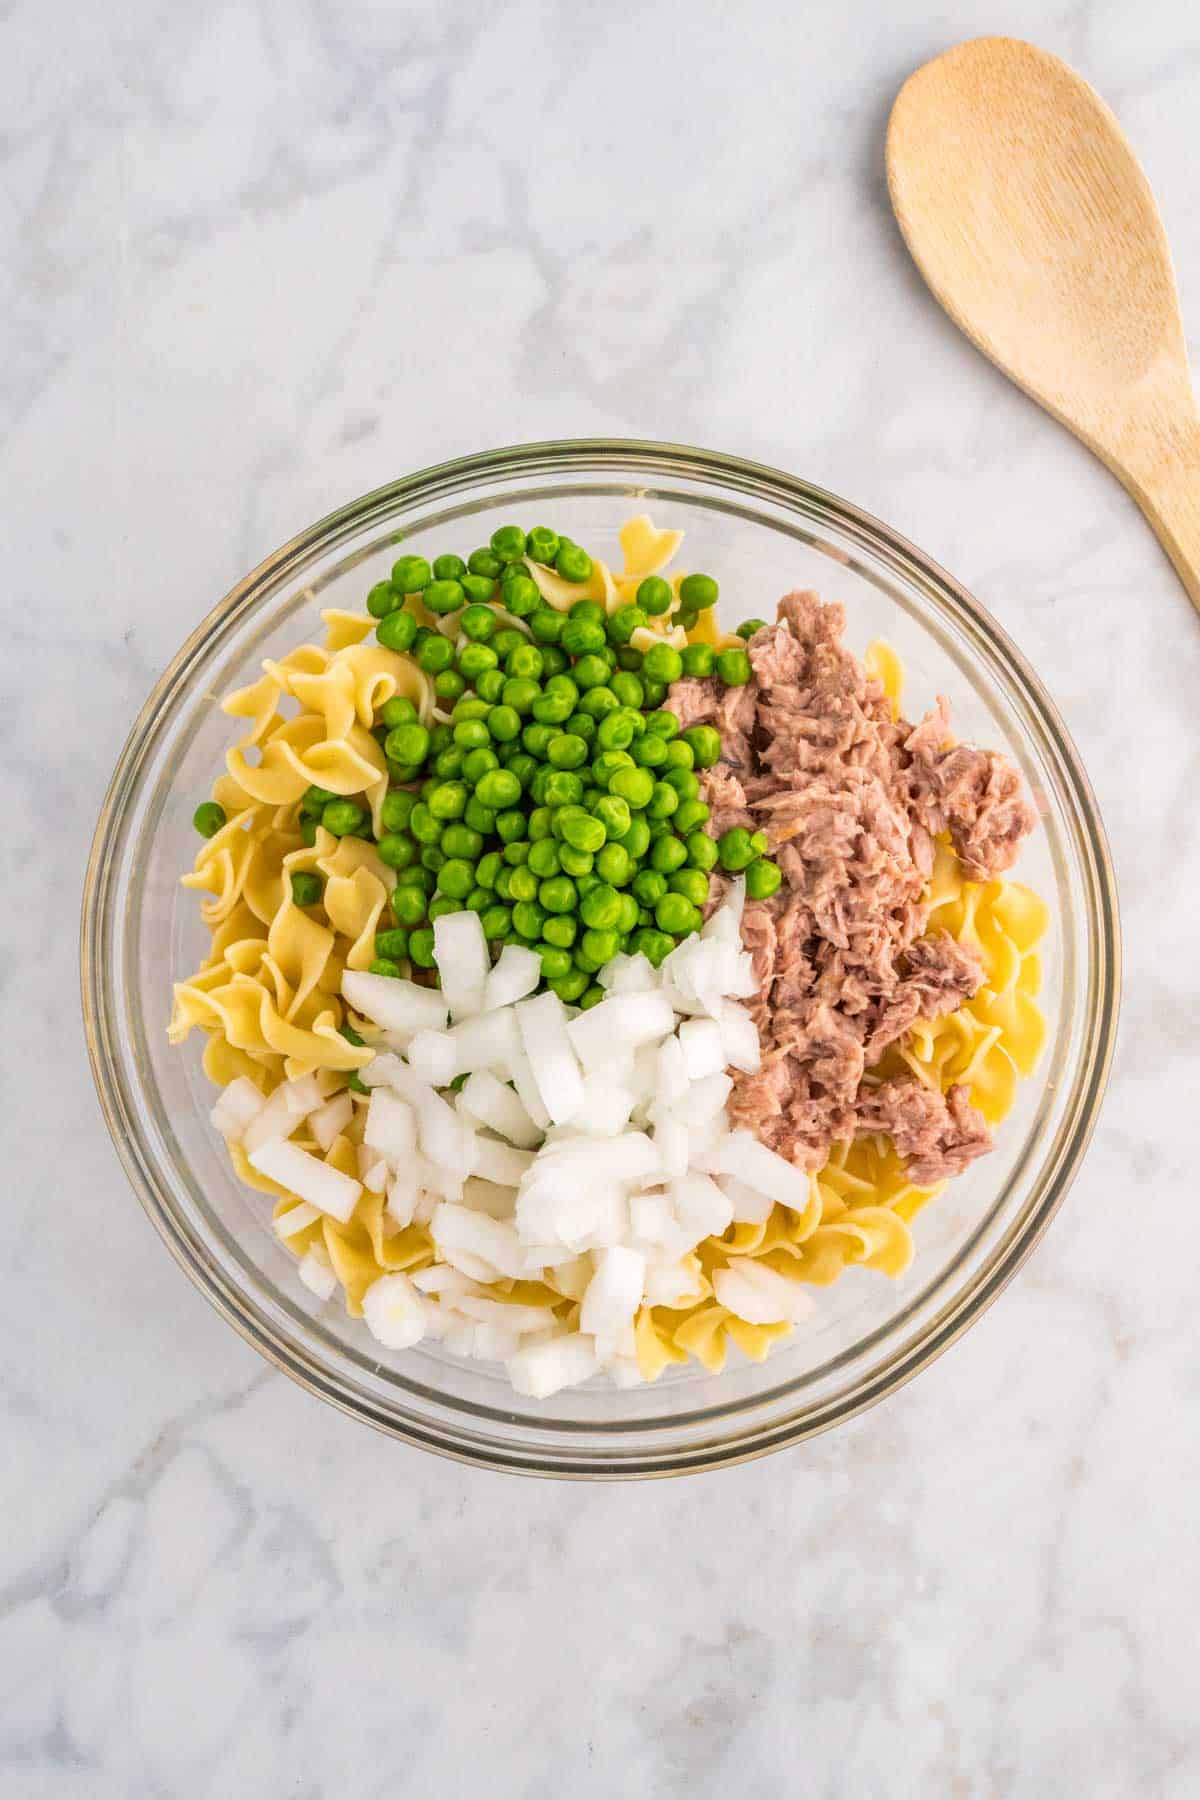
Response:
[4, 0, 1199, 1793]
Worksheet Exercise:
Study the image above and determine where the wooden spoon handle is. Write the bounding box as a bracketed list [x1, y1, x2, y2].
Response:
[1108, 406, 1200, 613]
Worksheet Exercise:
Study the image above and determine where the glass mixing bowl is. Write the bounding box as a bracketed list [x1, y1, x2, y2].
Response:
[81, 441, 1119, 1478]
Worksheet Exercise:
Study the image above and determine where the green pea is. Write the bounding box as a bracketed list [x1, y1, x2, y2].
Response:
[673, 799, 711, 834]
[592, 793, 631, 840]
[563, 712, 595, 746]
[493, 810, 524, 846]
[427, 896, 458, 923]
[460, 573, 496, 603]
[593, 708, 635, 752]
[631, 927, 673, 968]
[456, 643, 497, 684]
[745, 858, 783, 900]
[424, 578, 464, 615]
[590, 749, 633, 788]
[421, 844, 447, 873]
[466, 886, 490, 914]
[468, 547, 503, 579]
[367, 580, 401, 618]
[615, 647, 644, 674]
[193, 801, 226, 838]
[435, 670, 466, 702]
[607, 605, 646, 645]
[580, 883, 621, 930]
[464, 768, 513, 814]
[512, 899, 548, 940]
[716, 826, 756, 871]
[303, 783, 340, 815]
[649, 834, 688, 874]
[490, 524, 528, 563]
[751, 830, 769, 855]
[677, 608, 700, 633]
[549, 969, 589, 1003]
[680, 643, 715, 679]
[320, 800, 366, 838]
[391, 554, 432, 594]
[642, 678, 668, 706]
[506, 752, 538, 790]
[617, 816, 652, 861]
[505, 863, 537, 903]
[526, 526, 560, 565]
[616, 891, 640, 933]
[436, 858, 475, 900]
[494, 866, 515, 901]
[560, 618, 605, 659]
[540, 914, 575, 950]
[641, 712, 676, 743]
[539, 875, 577, 914]
[369, 957, 402, 979]
[500, 573, 540, 617]
[287, 870, 321, 907]
[442, 823, 483, 860]
[428, 723, 454, 752]
[658, 744, 692, 779]
[537, 943, 573, 981]
[476, 668, 508, 705]
[390, 886, 428, 929]
[655, 893, 701, 936]
[629, 732, 668, 769]
[575, 983, 604, 1011]
[542, 770, 582, 809]
[558, 844, 593, 877]
[416, 634, 454, 674]
[580, 926, 619, 967]
[678, 725, 719, 768]
[669, 868, 710, 909]
[576, 687, 617, 722]
[525, 838, 559, 878]
[570, 656, 609, 693]
[449, 721, 486, 755]
[374, 832, 414, 871]
[608, 672, 643, 710]
[502, 676, 540, 714]
[476, 703, 516, 746]
[433, 553, 467, 582]
[680, 830, 716, 872]
[503, 840, 531, 866]
[299, 818, 318, 848]
[608, 765, 654, 811]
[531, 689, 574, 725]
[679, 572, 719, 611]
[546, 733, 588, 770]
[529, 607, 564, 644]
[396, 865, 435, 893]
[462, 799, 494, 837]
[381, 795, 419, 843]
[453, 696, 492, 722]
[460, 748, 497, 786]
[407, 803, 440, 846]
[716, 647, 752, 686]
[737, 617, 768, 641]
[376, 610, 418, 654]
[480, 904, 512, 939]
[595, 842, 633, 886]
[555, 541, 592, 583]
[408, 928, 436, 968]
[662, 768, 699, 802]
[375, 927, 410, 960]
[457, 603, 496, 644]
[560, 810, 606, 854]
[636, 576, 672, 616]
[427, 781, 466, 821]
[488, 627, 520, 661]
[522, 722, 558, 760]
[632, 867, 667, 906]
[640, 643, 681, 685]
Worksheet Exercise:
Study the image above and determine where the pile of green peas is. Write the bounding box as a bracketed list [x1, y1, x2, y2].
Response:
[193, 523, 781, 1006]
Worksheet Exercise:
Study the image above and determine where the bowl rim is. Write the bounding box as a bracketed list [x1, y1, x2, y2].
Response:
[80, 437, 1121, 1478]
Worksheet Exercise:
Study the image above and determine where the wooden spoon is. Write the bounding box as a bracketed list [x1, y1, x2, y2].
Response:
[887, 35, 1200, 610]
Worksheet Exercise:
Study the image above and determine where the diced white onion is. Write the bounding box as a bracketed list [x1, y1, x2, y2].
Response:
[363, 1089, 417, 1164]
[516, 992, 584, 1126]
[431, 1203, 527, 1279]
[473, 1136, 536, 1188]
[580, 1246, 646, 1336]
[483, 943, 542, 1012]
[308, 1089, 354, 1153]
[210, 1077, 266, 1140]
[506, 1333, 599, 1398]
[342, 971, 449, 1038]
[274, 1200, 321, 1238]
[362, 1272, 428, 1349]
[433, 911, 490, 1020]
[567, 990, 676, 1068]
[678, 1017, 727, 1081]
[450, 1008, 521, 1078]
[247, 1140, 361, 1224]
[298, 1251, 337, 1301]
[405, 1028, 459, 1088]
[459, 1070, 541, 1150]
[710, 1130, 811, 1210]
[713, 1261, 814, 1325]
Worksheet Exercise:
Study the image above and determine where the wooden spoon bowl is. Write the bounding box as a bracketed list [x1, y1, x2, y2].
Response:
[887, 36, 1200, 609]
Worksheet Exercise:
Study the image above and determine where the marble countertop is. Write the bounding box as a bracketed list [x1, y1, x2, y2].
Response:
[6, 0, 1199, 1793]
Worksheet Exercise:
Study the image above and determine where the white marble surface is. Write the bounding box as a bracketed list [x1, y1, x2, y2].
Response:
[5, 0, 1199, 1792]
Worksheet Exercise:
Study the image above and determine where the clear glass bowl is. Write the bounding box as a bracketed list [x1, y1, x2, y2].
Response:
[81, 441, 1120, 1478]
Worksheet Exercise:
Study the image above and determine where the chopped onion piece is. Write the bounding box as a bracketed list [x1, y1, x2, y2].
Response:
[342, 970, 449, 1037]
[210, 1077, 265, 1140]
[362, 1272, 427, 1349]
[516, 991, 584, 1125]
[459, 1070, 541, 1150]
[580, 1246, 646, 1337]
[710, 1130, 811, 1210]
[357, 1145, 389, 1192]
[363, 1089, 417, 1164]
[247, 1140, 361, 1224]
[242, 1075, 322, 1154]
[298, 1251, 337, 1301]
[507, 1333, 599, 1398]
[720, 1174, 775, 1225]
[432, 1203, 527, 1279]
[473, 1136, 536, 1188]
[274, 1200, 321, 1238]
[433, 911, 490, 1019]
[678, 1017, 727, 1081]
[457, 1295, 560, 1335]
[713, 1261, 814, 1325]
[716, 1001, 760, 1074]
[308, 1089, 354, 1153]
[484, 943, 541, 1012]
[567, 990, 676, 1068]
[406, 1028, 458, 1088]
[450, 1008, 521, 1078]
